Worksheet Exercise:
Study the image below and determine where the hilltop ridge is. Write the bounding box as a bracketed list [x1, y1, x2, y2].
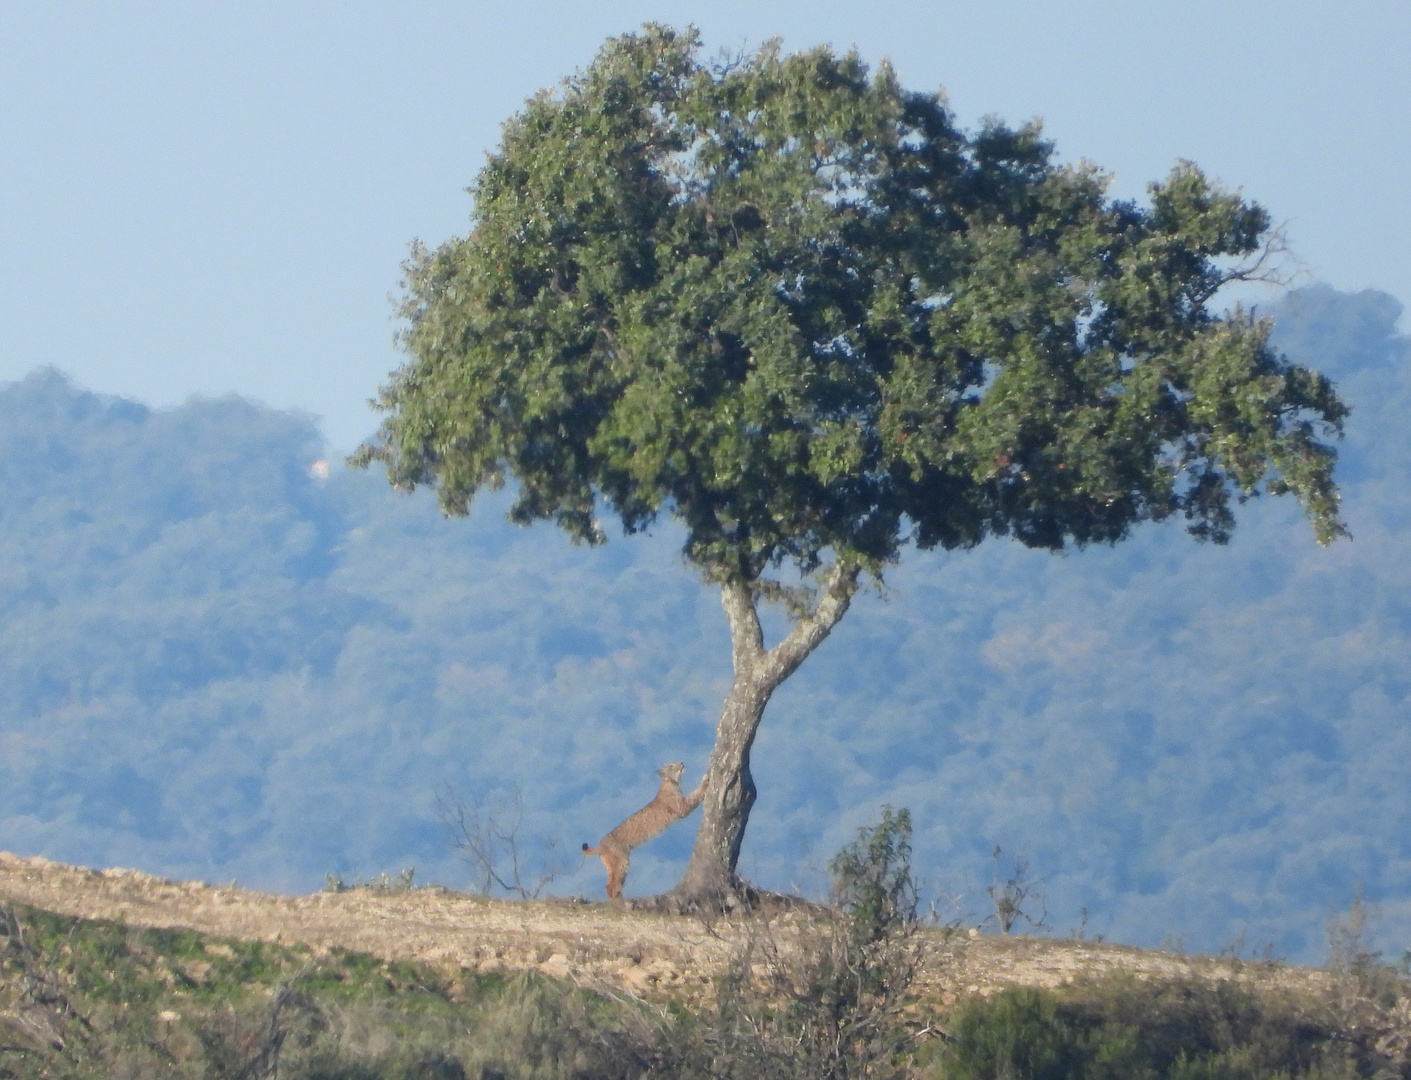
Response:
[0, 851, 1330, 1004]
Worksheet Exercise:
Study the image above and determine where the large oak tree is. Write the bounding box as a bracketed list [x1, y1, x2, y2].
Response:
[355, 27, 1347, 905]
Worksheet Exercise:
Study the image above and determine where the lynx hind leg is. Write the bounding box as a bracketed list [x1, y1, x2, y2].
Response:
[602, 848, 629, 900]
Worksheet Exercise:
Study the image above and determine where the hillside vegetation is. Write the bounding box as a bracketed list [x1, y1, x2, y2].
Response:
[0, 285, 1409, 959]
[3, 852, 1410, 1079]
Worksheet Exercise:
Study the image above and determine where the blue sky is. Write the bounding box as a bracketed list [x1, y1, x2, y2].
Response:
[2, 2, 1407, 448]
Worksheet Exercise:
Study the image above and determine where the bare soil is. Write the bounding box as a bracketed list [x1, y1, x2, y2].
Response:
[0, 851, 1330, 1004]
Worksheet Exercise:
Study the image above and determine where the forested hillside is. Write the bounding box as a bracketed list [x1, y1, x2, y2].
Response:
[0, 285, 1406, 963]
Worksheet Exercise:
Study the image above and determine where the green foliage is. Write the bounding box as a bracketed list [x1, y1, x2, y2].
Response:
[932, 988, 1093, 1080]
[360, 24, 1346, 590]
[829, 805, 917, 945]
[930, 977, 1378, 1080]
[0, 903, 655, 1080]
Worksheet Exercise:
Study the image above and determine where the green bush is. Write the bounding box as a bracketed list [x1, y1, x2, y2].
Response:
[929, 977, 1373, 1080]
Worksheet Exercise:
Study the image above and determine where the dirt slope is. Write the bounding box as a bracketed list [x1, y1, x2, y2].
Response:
[0, 851, 1327, 1002]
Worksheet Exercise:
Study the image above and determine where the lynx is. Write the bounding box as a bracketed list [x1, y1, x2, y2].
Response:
[582, 762, 707, 900]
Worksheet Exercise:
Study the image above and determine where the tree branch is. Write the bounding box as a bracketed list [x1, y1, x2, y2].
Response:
[720, 562, 862, 687]
[1195, 223, 1297, 305]
[761, 561, 861, 688]
[721, 576, 766, 673]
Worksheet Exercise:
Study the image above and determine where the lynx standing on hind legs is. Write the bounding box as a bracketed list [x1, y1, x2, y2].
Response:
[583, 762, 707, 900]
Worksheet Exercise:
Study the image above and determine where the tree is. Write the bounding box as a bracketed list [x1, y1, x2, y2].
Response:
[353, 26, 1347, 906]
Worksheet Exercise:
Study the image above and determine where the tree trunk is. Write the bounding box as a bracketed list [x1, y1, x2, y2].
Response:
[672, 563, 860, 906]
[670, 661, 772, 904]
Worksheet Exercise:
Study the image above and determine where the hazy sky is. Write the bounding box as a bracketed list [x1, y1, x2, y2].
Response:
[3, 1, 1407, 449]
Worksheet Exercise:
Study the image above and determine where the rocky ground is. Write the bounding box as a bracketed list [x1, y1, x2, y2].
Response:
[0, 851, 1329, 1004]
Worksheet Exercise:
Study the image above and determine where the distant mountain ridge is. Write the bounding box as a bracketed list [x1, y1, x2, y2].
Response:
[0, 286, 1407, 964]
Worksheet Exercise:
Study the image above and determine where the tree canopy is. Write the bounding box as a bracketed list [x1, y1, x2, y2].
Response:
[359, 25, 1347, 591]
[0, 285, 1396, 933]
[356, 26, 1349, 902]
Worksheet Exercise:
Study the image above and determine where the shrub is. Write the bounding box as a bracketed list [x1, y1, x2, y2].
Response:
[666, 807, 928, 1080]
[930, 976, 1369, 1080]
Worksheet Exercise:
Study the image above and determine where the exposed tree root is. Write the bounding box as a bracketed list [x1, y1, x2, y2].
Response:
[624, 882, 830, 918]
